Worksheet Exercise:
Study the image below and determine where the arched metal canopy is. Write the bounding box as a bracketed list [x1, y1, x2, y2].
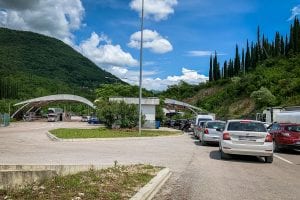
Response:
[164, 98, 203, 114]
[12, 94, 95, 118]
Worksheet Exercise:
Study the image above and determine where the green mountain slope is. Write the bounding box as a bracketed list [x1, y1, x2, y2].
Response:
[0, 28, 119, 100]
[160, 55, 300, 119]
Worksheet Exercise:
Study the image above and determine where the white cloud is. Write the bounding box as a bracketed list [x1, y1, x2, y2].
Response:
[122, 67, 208, 91]
[78, 32, 138, 67]
[288, 5, 300, 21]
[130, 0, 178, 21]
[187, 50, 227, 57]
[0, 0, 84, 44]
[128, 29, 173, 54]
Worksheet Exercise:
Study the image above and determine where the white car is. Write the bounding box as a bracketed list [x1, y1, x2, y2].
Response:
[219, 120, 273, 163]
[199, 120, 226, 145]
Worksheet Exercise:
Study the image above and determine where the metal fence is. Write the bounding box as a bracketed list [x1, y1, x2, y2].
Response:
[0, 113, 10, 127]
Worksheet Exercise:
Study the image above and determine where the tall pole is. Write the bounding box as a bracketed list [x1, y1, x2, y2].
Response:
[138, 0, 144, 135]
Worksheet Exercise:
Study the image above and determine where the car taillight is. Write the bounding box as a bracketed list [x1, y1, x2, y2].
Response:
[265, 133, 273, 142]
[281, 132, 290, 137]
[223, 132, 231, 140]
[204, 129, 209, 134]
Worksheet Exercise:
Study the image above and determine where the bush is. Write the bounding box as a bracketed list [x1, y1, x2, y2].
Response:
[95, 99, 140, 129]
[250, 87, 276, 107]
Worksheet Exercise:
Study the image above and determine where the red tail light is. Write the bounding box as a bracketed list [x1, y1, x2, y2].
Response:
[265, 133, 273, 142]
[204, 129, 209, 134]
[223, 132, 231, 140]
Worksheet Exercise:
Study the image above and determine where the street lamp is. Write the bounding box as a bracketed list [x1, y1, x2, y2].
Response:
[138, 0, 145, 135]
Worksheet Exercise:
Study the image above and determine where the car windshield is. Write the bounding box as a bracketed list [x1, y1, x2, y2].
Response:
[286, 125, 300, 132]
[227, 121, 266, 132]
[207, 122, 225, 129]
[197, 118, 212, 124]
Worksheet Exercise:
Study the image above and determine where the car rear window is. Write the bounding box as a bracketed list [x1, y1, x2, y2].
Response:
[227, 121, 266, 132]
[207, 122, 225, 129]
[285, 125, 300, 132]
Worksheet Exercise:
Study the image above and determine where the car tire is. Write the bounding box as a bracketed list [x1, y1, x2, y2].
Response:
[220, 149, 230, 160]
[265, 156, 273, 163]
[273, 140, 280, 152]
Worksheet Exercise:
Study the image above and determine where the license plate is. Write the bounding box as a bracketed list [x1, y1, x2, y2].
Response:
[239, 136, 256, 141]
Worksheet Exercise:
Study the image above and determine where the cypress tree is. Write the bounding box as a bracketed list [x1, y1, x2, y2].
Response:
[280, 36, 285, 55]
[209, 55, 213, 81]
[245, 40, 251, 72]
[234, 45, 241, 75]
[213, 51, 219, 81]
[275, 32, 281, 56]
[241, 48, 245, 75]
[223, 61, 228, 79]
[285, 35, 289, 56]
[257, 26, 261, 61]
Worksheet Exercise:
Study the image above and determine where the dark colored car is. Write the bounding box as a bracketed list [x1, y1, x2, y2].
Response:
[268, 123, 300, 152]
[88, 117, 100, 124]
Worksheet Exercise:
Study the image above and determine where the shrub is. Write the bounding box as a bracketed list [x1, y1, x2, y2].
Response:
[250, 87, 276, 107]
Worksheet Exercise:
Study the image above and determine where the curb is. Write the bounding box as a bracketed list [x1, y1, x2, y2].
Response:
[130, 168, 171, 200]
[46, 131, 183, 142]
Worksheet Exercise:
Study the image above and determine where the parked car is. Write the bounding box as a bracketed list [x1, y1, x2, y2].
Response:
[81, 116, 90, 122]
[219, 120, 273, 163]
[174, 119, 187, 130]
[268, 123, 300, 152]
[199, 120, 226, 145]
[88, 117, 100, 124]
[194, 119, 212, 138]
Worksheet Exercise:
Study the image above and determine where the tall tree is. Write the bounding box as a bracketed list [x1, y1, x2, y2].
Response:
[241, 48, 245, 75]
[223, 61, 228, 79]
[257, 26, 261, 61]
[213, 51, 220, 81]
[234, 45, 241, 75]
[209, 55, 213, 81]
[245, 40, 251, 72]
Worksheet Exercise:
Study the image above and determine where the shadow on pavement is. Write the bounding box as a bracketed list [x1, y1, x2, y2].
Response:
[209, 150, 266, 164]
[276, 149, 300, 155]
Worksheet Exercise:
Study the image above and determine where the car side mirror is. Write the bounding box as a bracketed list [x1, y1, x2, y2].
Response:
[216, 128, 223, 132]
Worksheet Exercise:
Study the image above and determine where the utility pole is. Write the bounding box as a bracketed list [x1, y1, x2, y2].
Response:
[138, 0, 145, 135]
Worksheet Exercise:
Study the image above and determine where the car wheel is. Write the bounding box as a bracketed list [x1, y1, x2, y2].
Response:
[220, 149, 230, 160]
[273, 140, 280, 152]
[265, 156, 273, 163]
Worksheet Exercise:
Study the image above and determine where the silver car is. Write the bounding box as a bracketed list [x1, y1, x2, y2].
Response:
[219, 120, 273, 163]
[199, 120, 226, 145]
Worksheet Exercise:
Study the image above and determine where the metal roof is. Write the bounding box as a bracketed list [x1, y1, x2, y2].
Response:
[14, 94, 95, 108]
[164, 98, 202, 113]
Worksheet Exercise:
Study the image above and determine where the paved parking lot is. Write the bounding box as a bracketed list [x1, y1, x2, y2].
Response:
[0, 122, 299, 199]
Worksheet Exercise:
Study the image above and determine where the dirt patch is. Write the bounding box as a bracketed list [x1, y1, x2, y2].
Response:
[185, 86, 223, 105]
[228, 98, 255, 118]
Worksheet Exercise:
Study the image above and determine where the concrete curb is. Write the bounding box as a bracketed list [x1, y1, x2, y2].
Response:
[46, 131, 183, 142]
[130, 168, 171, 200]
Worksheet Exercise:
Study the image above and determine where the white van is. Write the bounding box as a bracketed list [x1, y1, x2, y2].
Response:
[193, 114, 215, 135]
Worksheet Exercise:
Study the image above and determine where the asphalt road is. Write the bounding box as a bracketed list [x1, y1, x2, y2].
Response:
[0, 122, 299, 200]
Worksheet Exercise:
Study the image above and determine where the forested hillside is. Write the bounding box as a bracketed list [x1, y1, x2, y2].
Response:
[160, 19, 300, 119]
[0, 28, 119, 100]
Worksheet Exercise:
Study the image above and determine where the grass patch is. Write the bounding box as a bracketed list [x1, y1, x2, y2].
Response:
[50, 128, 181, 139]
[0, 164, 162, 200]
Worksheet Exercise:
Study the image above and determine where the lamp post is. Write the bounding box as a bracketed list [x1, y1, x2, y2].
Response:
[138, 0, 145, 135]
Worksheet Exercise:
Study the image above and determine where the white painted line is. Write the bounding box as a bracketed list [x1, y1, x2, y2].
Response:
[274, 154, 294, 165]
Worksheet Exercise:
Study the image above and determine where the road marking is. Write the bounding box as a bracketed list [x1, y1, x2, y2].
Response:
[274, 154, 294, 165]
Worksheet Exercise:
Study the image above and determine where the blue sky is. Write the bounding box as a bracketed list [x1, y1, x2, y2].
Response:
[0, 0, 299, 90]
